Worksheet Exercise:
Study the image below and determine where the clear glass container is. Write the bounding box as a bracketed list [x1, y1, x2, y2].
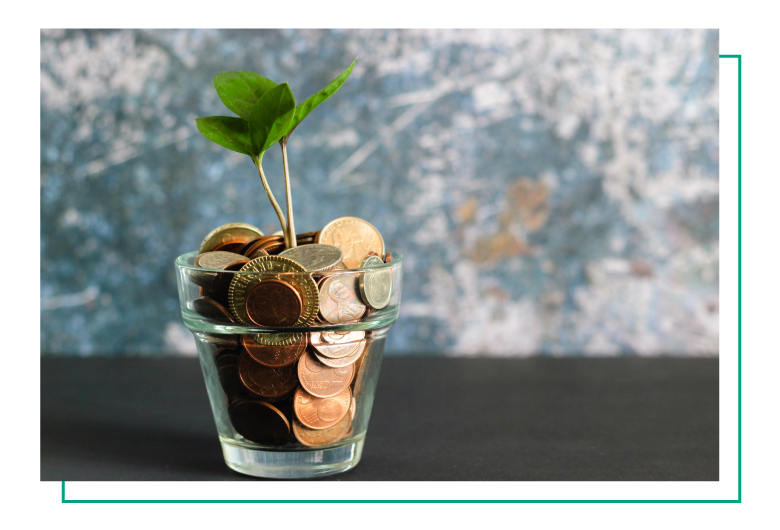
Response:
[175, 251, 402, 478]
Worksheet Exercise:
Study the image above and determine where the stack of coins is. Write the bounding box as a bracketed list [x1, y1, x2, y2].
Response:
[190, 217, 394, 447]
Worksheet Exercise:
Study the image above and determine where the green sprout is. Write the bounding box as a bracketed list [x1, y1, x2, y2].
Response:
[195, 58, 357, 248]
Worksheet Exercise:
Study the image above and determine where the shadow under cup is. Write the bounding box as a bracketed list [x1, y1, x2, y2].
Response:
[175, 251, 403, 478]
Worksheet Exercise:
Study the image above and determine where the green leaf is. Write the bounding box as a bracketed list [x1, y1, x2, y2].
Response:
[284, 58, 357, 136]
[213, 71, 277, 120]
[195, 116, 253, 156]
[248, 83, 296, 155]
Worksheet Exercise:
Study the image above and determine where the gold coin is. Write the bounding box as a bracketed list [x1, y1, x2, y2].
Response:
[228, 256, 318, 328]
[358, 255, 393, 309]
[199, 222, 264, 254]
[316, 217, 385, 269]
[253, 331, 304, 346]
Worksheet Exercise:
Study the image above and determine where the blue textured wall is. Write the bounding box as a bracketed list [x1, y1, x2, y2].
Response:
[40, 29, 719, 356]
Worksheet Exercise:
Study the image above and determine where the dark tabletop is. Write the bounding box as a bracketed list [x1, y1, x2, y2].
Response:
[41, 356, 718, 481]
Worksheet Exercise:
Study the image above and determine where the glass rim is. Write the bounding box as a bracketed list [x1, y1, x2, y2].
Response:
[174, 250, 403, 274]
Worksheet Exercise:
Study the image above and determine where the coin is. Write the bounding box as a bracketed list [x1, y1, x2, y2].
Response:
[317, 330, 365, 345]
[313, 340, 366, 368]
[358, 255, 393, 310]
[193, 297, 235, 323]
[253, 331, 305, 347]
[244, 279, 303, 327]
[214, 348, 242, 398]
[242, 238, 271, 259]
[195, 251, 249, 271]
[242, 333, 307, 367]
[316, 217, 385, 269]
[199, 222, 264, 254]
[237, 237, 264, 255]
[318, 275, 366, 324]
[383, 252, 392, 263]
[310, 332, 364, 359]
[228, 399, 291, 446]
[212, 259, 252, 294]
[297, 350, 354, 398]
[188, 269, 218, 289]
[279, 243, 343, 272]
[293, 386, 351, 430]
[228, 256, 319, 328]
[292, 415, 351, 447]
[238, 351, 298, 399]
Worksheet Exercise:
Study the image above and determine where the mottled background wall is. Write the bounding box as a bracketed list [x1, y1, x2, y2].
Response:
[40, 29, 719, 356]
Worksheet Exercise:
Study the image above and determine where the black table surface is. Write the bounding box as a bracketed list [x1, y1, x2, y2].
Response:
[41, 356, 718, 481]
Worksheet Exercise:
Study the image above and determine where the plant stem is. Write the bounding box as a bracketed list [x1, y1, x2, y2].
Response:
[254, 156, 289, 246]
[281, 137, 297, 248]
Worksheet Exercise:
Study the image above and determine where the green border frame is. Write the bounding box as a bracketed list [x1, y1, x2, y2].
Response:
[723, 53, 742, 505]
[61, 54, 741, 505]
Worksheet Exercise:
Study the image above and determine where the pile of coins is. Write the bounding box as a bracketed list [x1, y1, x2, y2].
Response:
[189, 217, 394, 447]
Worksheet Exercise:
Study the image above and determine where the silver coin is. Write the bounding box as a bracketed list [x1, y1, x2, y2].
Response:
[310, 332, 363, 359]
[195, 251, 248, 270]
[279, 244, 344, 272]
[313, 340, 367, 368]
[319, 331, 365, 344]
[358, 256, 393, 309]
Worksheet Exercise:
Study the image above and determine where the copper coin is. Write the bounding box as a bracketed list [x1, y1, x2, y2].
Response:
[228, 399, 290, 446]
[244, 279, 303, 327]
[247, 247, 270, 259]
[213, 241, 246, 253]
[383, 252, 392, 263]
[318, 275, 366, 324]
[313, 340, 367, 368]
[193, 297, 235, 323]
[238, 351, 298, 399]
[259, 241, 285, 255]
[292, 415, 351, 447]
[297, 350, 354, 398]
[293, 386, 351, 430]
[214, 348, 242, 397]
[242, 333, 307, 367]
[200, 222, 264, 254]
[243, 238, 273, 259]
[237, 237, 264, 255]
[316, 217, 385, 269]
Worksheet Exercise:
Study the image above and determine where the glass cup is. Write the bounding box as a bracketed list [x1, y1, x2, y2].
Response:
[175, 251, 403, 478]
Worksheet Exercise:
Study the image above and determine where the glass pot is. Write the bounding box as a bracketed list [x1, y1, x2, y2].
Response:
[175, 251, 402, 478]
